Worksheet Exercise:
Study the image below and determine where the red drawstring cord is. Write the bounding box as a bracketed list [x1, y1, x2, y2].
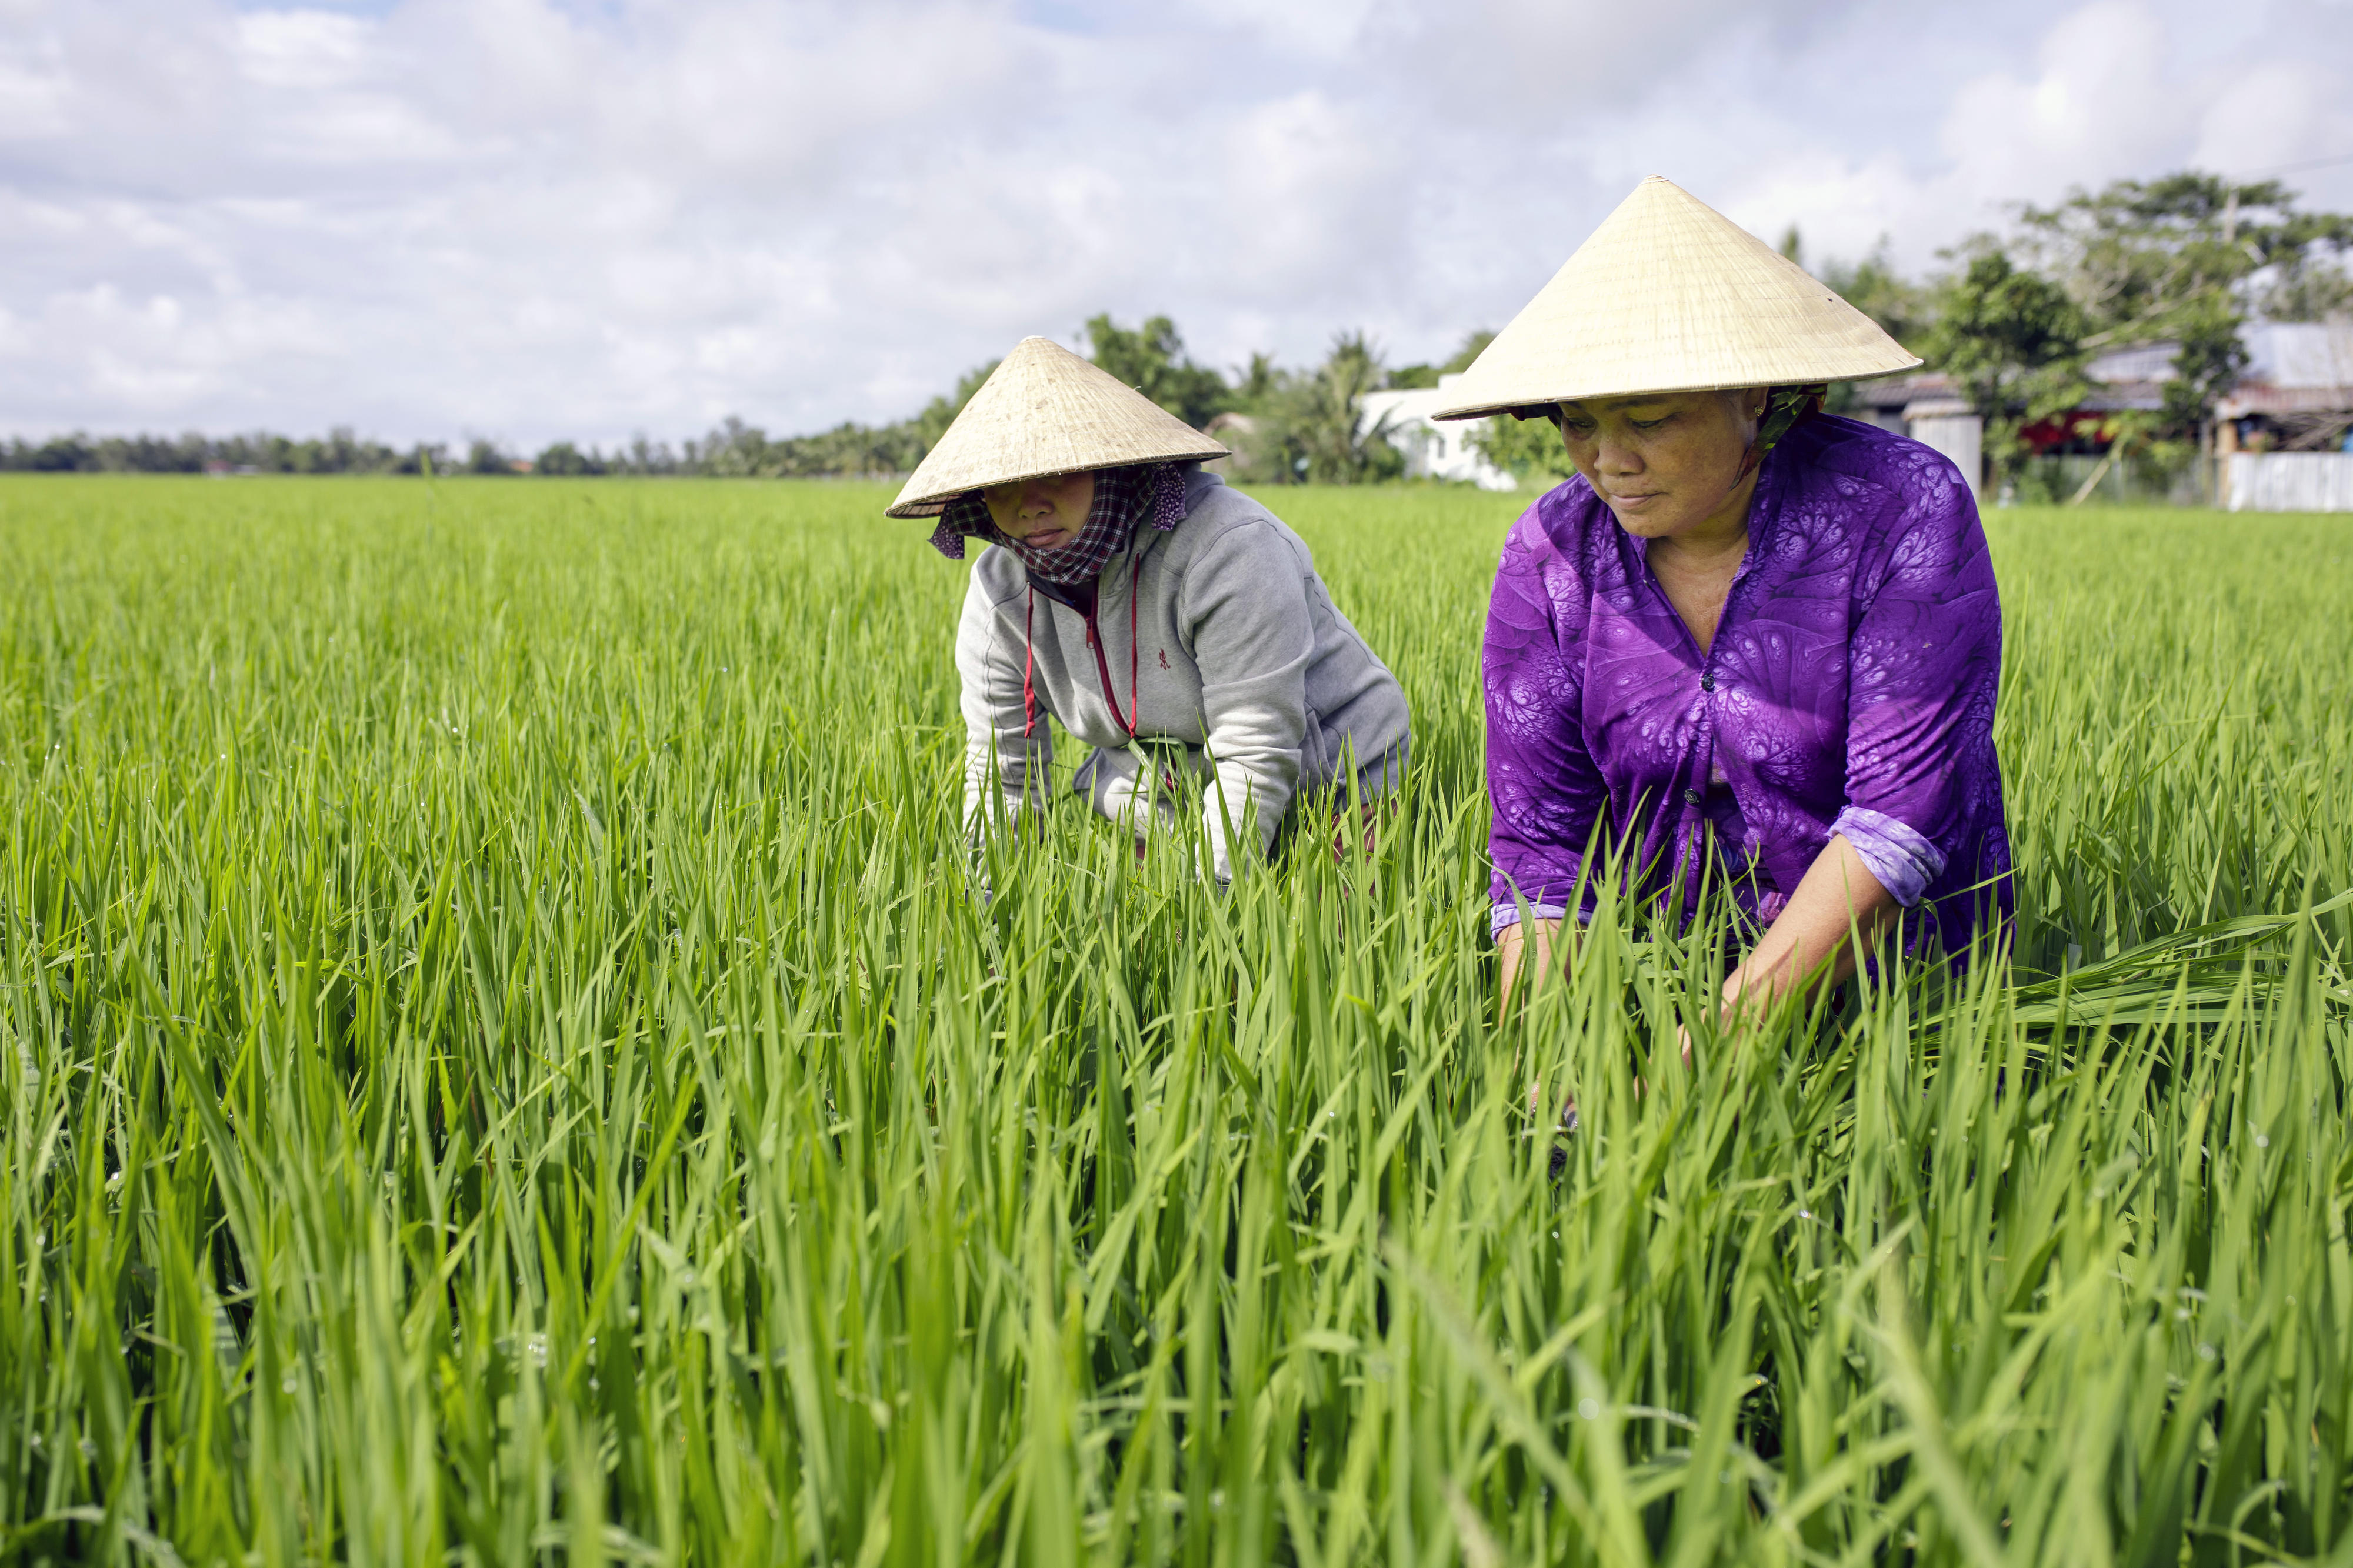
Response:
[1092, 557, 1142, 739]
[1022, 556, 1145, 743]
[1021, 588, 1038, 740]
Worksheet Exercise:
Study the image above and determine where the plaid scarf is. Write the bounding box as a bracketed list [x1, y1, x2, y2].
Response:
[927, 463, 1189, 585]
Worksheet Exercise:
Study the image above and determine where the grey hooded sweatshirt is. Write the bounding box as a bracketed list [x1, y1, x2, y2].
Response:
[955, 469, 1411, 880]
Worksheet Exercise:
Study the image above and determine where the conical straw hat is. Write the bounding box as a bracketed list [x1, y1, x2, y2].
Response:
[886, 336, 1229, 518]
[1432, 176, 1920, 421]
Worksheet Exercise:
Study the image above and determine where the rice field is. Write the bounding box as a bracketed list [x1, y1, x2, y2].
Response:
[2, 474, 2348, 1566]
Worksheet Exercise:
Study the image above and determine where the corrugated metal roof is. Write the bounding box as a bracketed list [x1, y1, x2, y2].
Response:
[2087, 343, 2176, 383]
[2243, 323, 2353, 390]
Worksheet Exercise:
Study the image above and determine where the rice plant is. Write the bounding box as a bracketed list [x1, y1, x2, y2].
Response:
[1, 475, 2347, 1565]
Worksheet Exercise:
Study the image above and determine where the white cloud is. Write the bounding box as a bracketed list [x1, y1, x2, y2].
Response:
[1932, 2, 2179, 207]
[1, 0, 2348, 448]
[0, 25, 69, 138]
[1212, 91, 1394, 295]
[2192, 59, 2352, 176]
[234, 9, 372, 91]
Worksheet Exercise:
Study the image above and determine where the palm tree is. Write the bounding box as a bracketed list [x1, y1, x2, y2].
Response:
[1229, 332, 1405, 484]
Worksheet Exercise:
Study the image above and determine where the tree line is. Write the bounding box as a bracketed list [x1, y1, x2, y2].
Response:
[528, 315, 1489, 488]
[0, 315, 1447, 485]
[9, 169, 2345, 488]
[0, 428, 758, 479]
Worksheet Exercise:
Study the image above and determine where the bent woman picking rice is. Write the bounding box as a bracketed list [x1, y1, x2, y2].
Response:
[891, 337, 1411, 880]
[1438, 178, 2012, 1107]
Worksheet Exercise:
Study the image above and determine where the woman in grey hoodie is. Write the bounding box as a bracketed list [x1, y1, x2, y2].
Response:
[887, 336, 1412, 882]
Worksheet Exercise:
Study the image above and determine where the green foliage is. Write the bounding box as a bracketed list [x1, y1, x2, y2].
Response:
[690, 400, 963, 481]
[2018, 173, 2349, 340]
[674, 363, 997, 481]
[1231, 350, 1281, 406]
[1, 478, 2348, 1563]
[1818, 241, 1934, 418]
[532, 441, 602, 477]
[2015, 171, 2353, 428]
[1294, 331, 1405, 484]
[0, 427, 443, 476]
[1084, 315, 1230, 430]
[1928, 250, 2092, 484]
[1387, 330, 1497, 391]
[1220, 331, 1407, 485]
[1469, 407, 1578, 484]
[2160, 292, 2248, 436]
[912, 360, 1002, 452]
[2258, 256, 2353, 323]
[465, 438, 516, 476]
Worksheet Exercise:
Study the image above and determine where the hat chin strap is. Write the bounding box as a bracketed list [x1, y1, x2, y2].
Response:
[1739, 385, 1828, 479]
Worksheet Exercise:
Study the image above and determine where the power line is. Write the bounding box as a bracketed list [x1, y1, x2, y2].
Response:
[2234, 151, 2353, 179]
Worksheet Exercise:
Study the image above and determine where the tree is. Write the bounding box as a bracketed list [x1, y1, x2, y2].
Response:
[621, 435, 681, 476]
[909, 361, 1001, 456]
[1819, 241, 1931, 352]
[2258, 258, 2353, 323]
[535, 441, 602, 476]
[1299, 332, 1404, 484]
[1222, 332, 1405, 485]
[1231, 351, 1281, 407]
[2018, 174, 2346, 337]
[29, 436, 96, 472]
[1084, 315, 1231, 429]
[2014, 172, 2353, 433]
[1819, 242, 1934, 418]
[698, 416, 771, 477]
[1926, 249, 2090, 487]
[2060, 409, 2164, 506]
[1386, 329, 1496, 391]
[465, 439, 515, 476]
[2161, 291, 2247, 439]
[1470, 410, 1577, 485]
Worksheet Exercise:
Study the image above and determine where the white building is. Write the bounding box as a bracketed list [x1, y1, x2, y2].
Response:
[1894, 397, 1983, 508]
[2218, 321, 2353, 436]
[2219, 322, 2353, 511]
[1357, 373, 1519, 491]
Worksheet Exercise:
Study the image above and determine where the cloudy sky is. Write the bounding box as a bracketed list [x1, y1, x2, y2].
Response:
[5, 0, 2351, 449]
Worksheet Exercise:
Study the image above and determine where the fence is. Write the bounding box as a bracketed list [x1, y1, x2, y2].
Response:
[2005, 452, 2207, 507]
[2224, 452, 2353, 513]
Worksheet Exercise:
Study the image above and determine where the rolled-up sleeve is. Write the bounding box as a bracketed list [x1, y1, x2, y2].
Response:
[1831, 471, 2002, 907]
[1485, 512, 1608, 936]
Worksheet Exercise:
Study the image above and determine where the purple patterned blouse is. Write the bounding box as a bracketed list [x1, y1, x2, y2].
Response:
[1484, 415, 2012, 959]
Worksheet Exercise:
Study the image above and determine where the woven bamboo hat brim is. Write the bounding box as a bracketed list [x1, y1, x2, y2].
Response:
[886, 336, 1229, 518]
[1431, 176, 1921, 421]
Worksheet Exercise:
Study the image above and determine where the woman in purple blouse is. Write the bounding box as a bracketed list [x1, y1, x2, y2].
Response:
[1435, 176, 2012, 1029]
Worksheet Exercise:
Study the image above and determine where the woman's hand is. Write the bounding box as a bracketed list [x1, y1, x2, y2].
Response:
[1697, 833, 1899, 1053]
[1517, 834, 1898, 1117]
[1496, 916, 1568, 1016]
[1329, 800, 1383, 864]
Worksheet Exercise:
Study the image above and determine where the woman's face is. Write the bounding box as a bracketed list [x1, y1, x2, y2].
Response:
[982, 469, 1095, 551]
[1555, 389, 1767, 542]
